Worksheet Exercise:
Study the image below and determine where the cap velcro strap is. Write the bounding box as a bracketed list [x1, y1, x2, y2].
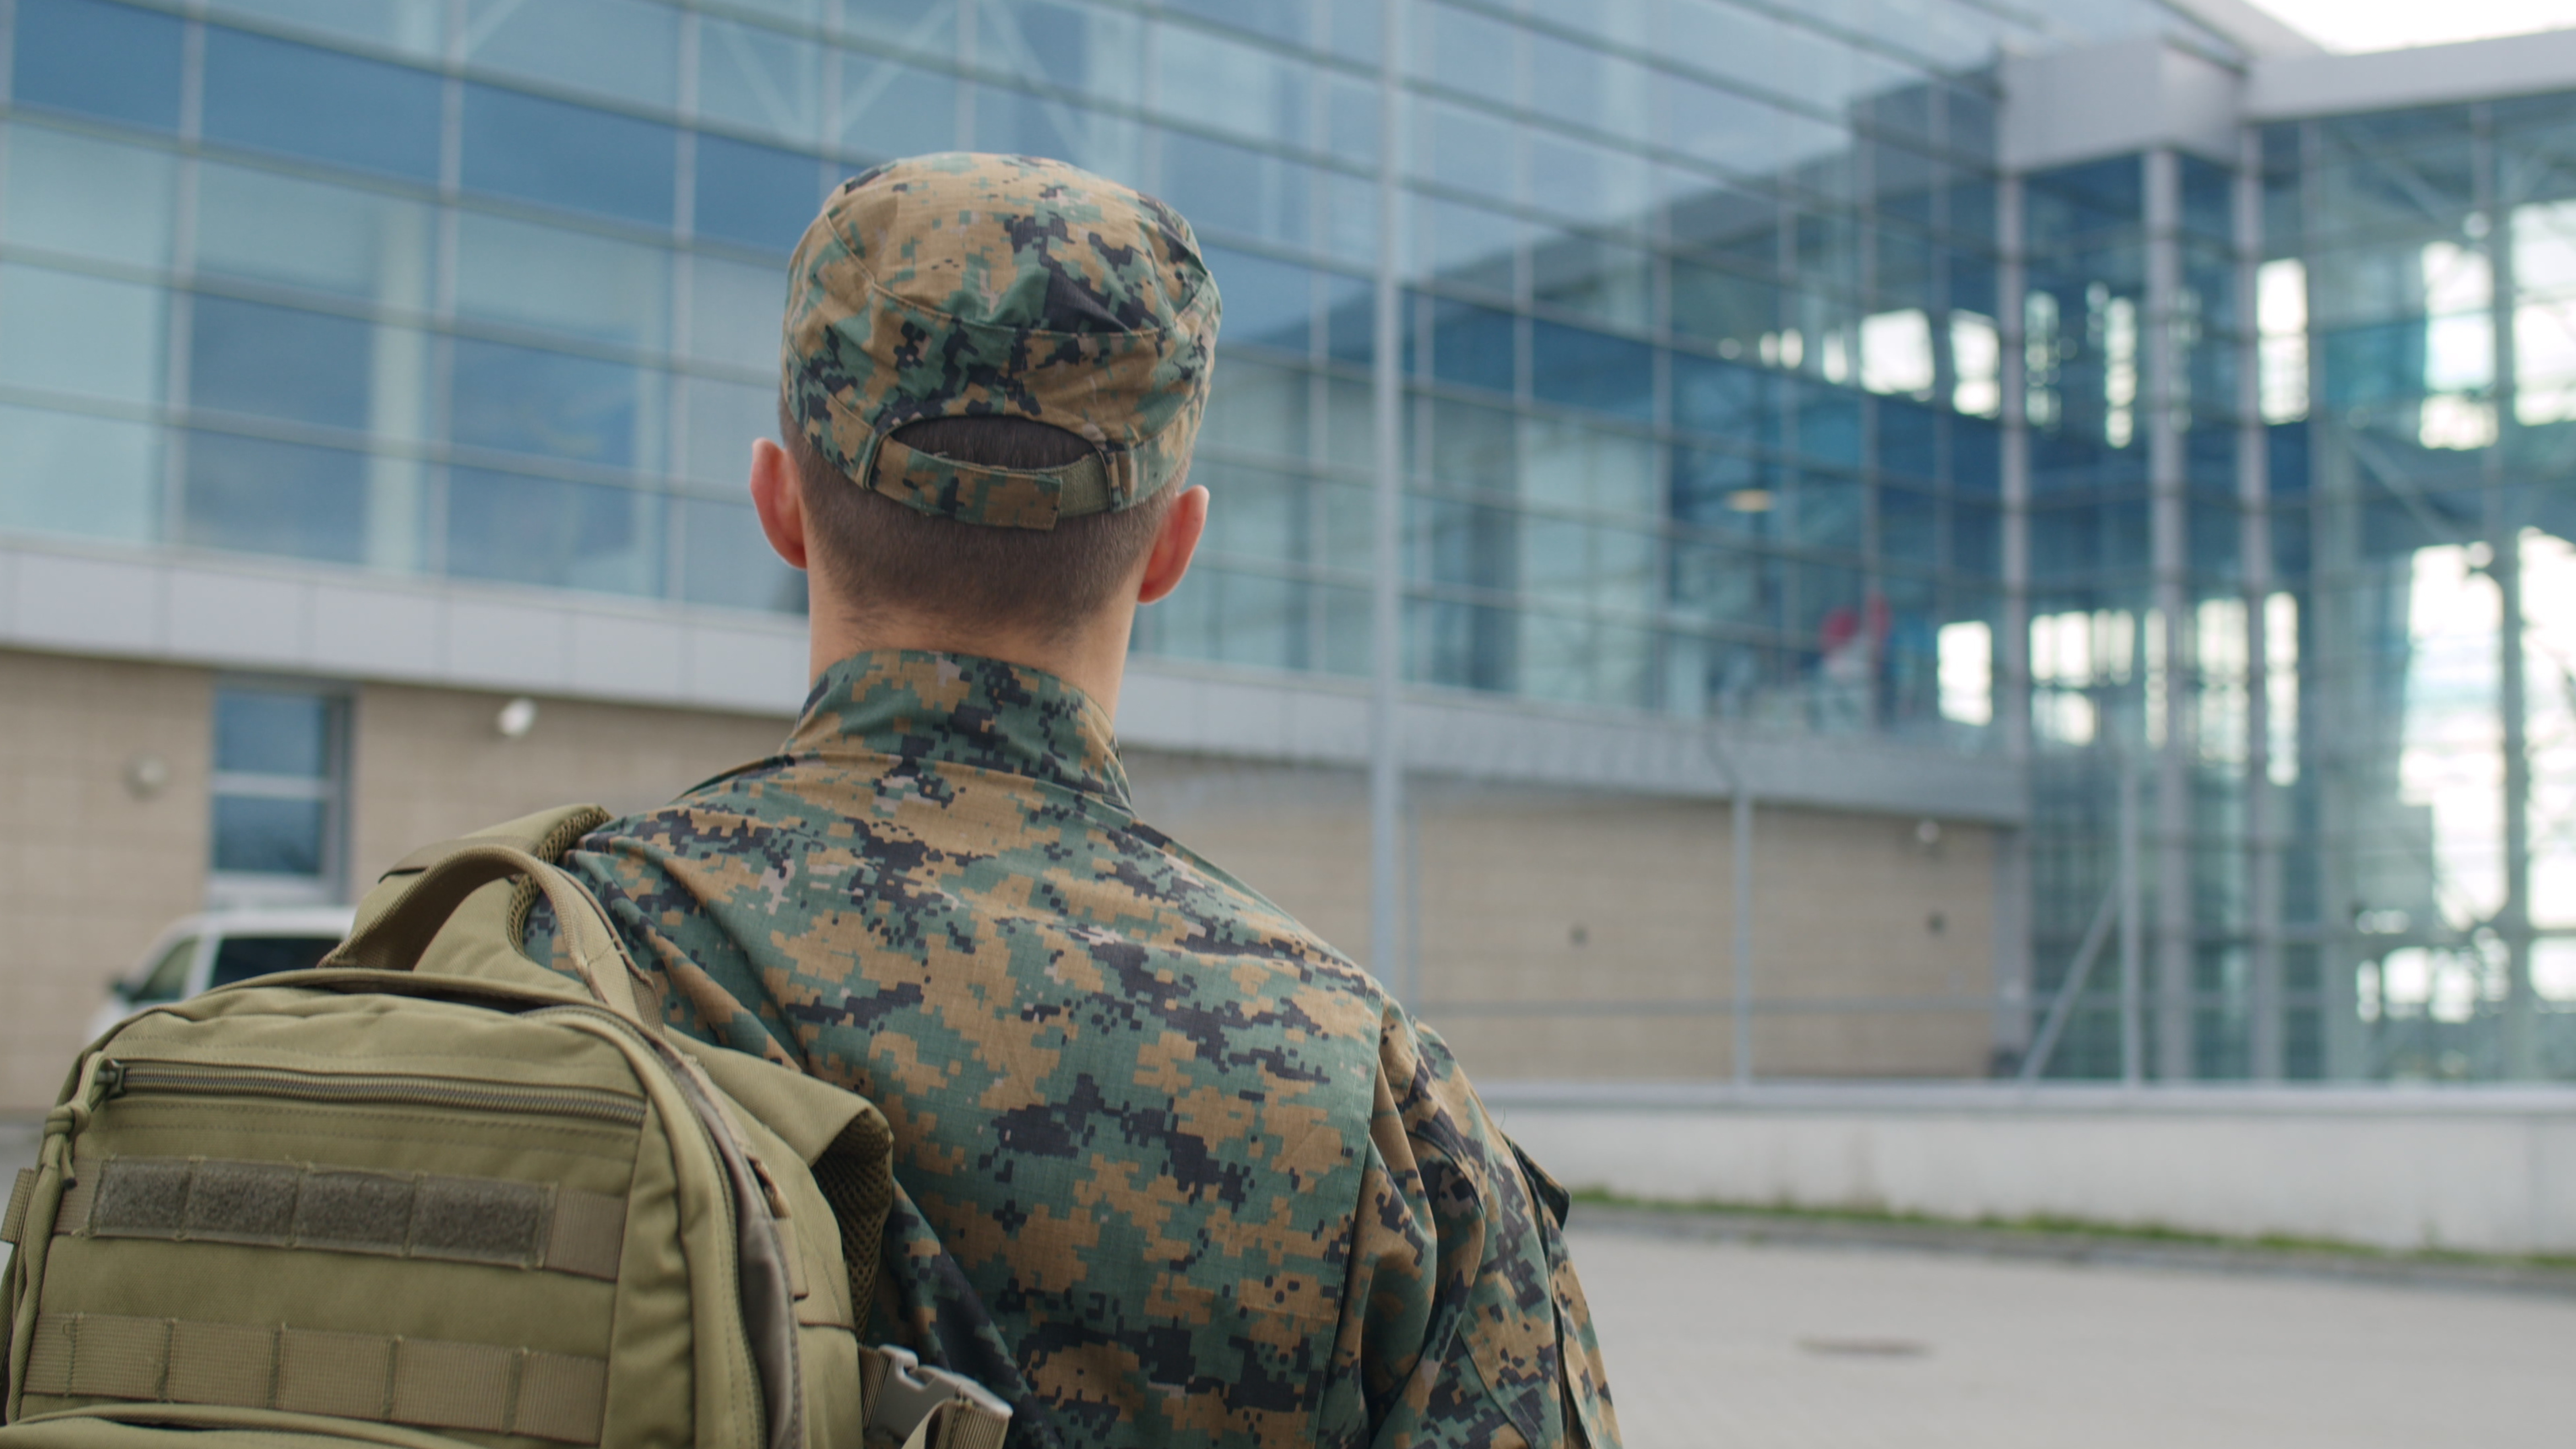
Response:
[62, 1156, 625, 1282]
[22, 1311, 608, 1444]
[863, 432, 1131, 531]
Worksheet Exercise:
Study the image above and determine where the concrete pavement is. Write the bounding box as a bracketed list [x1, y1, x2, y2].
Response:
[1569, 1222, 2576, 1448]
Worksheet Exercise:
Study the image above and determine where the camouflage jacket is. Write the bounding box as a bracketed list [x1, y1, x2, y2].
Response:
[528, 651, 1618, 1449]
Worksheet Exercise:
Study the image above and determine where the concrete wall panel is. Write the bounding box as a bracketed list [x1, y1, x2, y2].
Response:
[0, 650, 211, 1107]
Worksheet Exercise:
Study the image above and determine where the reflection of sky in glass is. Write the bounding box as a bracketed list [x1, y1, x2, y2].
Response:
[2399, 535, 2576, 942]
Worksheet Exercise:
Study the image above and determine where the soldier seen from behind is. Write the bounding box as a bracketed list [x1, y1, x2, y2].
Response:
[527, 152, 1620, 1449]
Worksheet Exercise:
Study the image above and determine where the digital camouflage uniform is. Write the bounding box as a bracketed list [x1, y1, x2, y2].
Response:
[530, 155, 1619, 1449]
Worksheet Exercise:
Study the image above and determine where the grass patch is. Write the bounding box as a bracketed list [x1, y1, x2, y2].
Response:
[1569, 1188, 2576, 1274]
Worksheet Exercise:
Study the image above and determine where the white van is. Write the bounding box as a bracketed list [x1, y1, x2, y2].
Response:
[89, 906, 357, 1041]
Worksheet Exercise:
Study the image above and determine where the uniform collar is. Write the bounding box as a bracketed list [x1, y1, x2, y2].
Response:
[788, 650, 1130, 807]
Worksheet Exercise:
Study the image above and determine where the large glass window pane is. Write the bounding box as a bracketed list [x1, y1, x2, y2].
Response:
[1532, 234, 1651, 329]
[1204, 246, 1313, 356]
[1669, 541, 1780, 629]
[0, 403, 158, 543]
[462, 85, 678, 227]
[1152, 566, 1307, 671]
[211, 797, 327, 875]
[445, 468, 663, 596]
[450, 339, 662, 472]
[1428, 298, 1515, 394]
[1155, 21, 1307, 147]
[1416, 100, 1513, 201]
[1522, 416, 1656, 516]
[1429, 396, 1515, 492]
[689, 256, 789, 374]
[463, 0, 679, 110]
[1416, 1, 1513, 104]
[1194, 458, 1308, 566]
[0, 262, 162, 403]
[1413, 195, 1523, 295]
[195, 164, 436, 309]
[1162, 132, 1309, 250]
[1530, 320, 1652, 420]
[181, 431, 368, 564]
[188, 295, 376, 433]
[215, 690, 330, 776]
[985, 0, 1140, 103]
[1517, 612, 1654, 708]
[455, 212, 670, 348]
[837, 52, 958, 160]
[683, 376, 776, 488]
[205, 0, 444, 56]
[1201, 356, 1308, 459]
[695, 134, 822, 254]
[1527, 132, 1650, 231]
[1527, 30, 1650, 142]
[1521, 516, 1654, 611]
[698, 18, 822, 145]
[679, 495, 800, 611]
[12, 0, 183, 132]
[1880, 483, 1938, 568]
[2, 126, 175, 268]
[202, 28, 443, 182]
[840, 0, 952, 49]
[975, 87, 1140, 186]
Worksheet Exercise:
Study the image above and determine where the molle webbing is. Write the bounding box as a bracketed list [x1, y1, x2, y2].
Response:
[57, 1157, 625, 1281]
[21, 1311, 608, 1444]
[2, 1166, 31, 1244]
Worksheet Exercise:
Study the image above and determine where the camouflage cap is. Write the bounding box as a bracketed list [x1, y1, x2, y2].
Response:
[781, 152, 1222, 531]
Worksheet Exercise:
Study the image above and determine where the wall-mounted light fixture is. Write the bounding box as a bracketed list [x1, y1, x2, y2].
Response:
[495, 697, 540, 739]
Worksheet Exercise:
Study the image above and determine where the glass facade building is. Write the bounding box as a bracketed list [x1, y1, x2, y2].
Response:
[2, 0, 2570, 1079]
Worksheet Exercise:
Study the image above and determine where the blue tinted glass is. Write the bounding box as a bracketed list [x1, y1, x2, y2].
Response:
[1793, 382, 1864, 467]
[202, 28, 442, 181]
[1670, 447, 1775, 538]
[695, 134, 820, 254]
[462, 85, 677, 226]
[1429, 299, 1514, 393]
[183, 431, 367, 564]
[1160, 132, 1306, 248]
[1878, 398, 1938, 482]
[1204, 246, 1310, 355]
[1323, 270, 1373, 366]
[446, 468, 662, 596]
[1671, 353, 1769, 440]
[215, 690, 330, 776]
[1794, 473, 1864, 553]
[1952, 415, 2001, 494]
[838, 53, 957, 160]
[1167, 0, 1306, 47]
[13, 0, 183, 132]
[1529, 320, 1652, 420]
[1880, 485, 1938, 568]
[681, 496, 801, 612]
[0, 402, 159, 543]
[189, 296, 374, 432]
[450, 339, 652, 469]
[1953, 500, 2000, 577]
[212, 795, 326, 875]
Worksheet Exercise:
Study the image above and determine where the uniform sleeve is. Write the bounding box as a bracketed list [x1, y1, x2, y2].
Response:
[1334, 1011, 1620, 1449]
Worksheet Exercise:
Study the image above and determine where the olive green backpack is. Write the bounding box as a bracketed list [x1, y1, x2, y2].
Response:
[1, 807, 1008, 1449]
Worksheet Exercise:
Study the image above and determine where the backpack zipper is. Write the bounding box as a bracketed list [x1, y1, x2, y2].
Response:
[104, 1059, 649, 1127]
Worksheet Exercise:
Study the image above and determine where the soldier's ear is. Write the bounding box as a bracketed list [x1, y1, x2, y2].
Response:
[1136, 483, 1207, 605]
[749, 438, 810, 571]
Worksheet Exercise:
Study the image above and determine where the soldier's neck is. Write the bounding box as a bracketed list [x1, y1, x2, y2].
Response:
[805, 591, 1137, 722]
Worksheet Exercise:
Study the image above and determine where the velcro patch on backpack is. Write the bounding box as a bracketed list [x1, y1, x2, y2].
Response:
[61, 1156, 625, 1280]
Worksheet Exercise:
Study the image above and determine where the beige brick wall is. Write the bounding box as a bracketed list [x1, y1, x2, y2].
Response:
[0, 650, 213, 1108]
[1121, 758, 2001, 1082]
[0, 656, 2002, 1107]
[347, 685, 789, 886]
